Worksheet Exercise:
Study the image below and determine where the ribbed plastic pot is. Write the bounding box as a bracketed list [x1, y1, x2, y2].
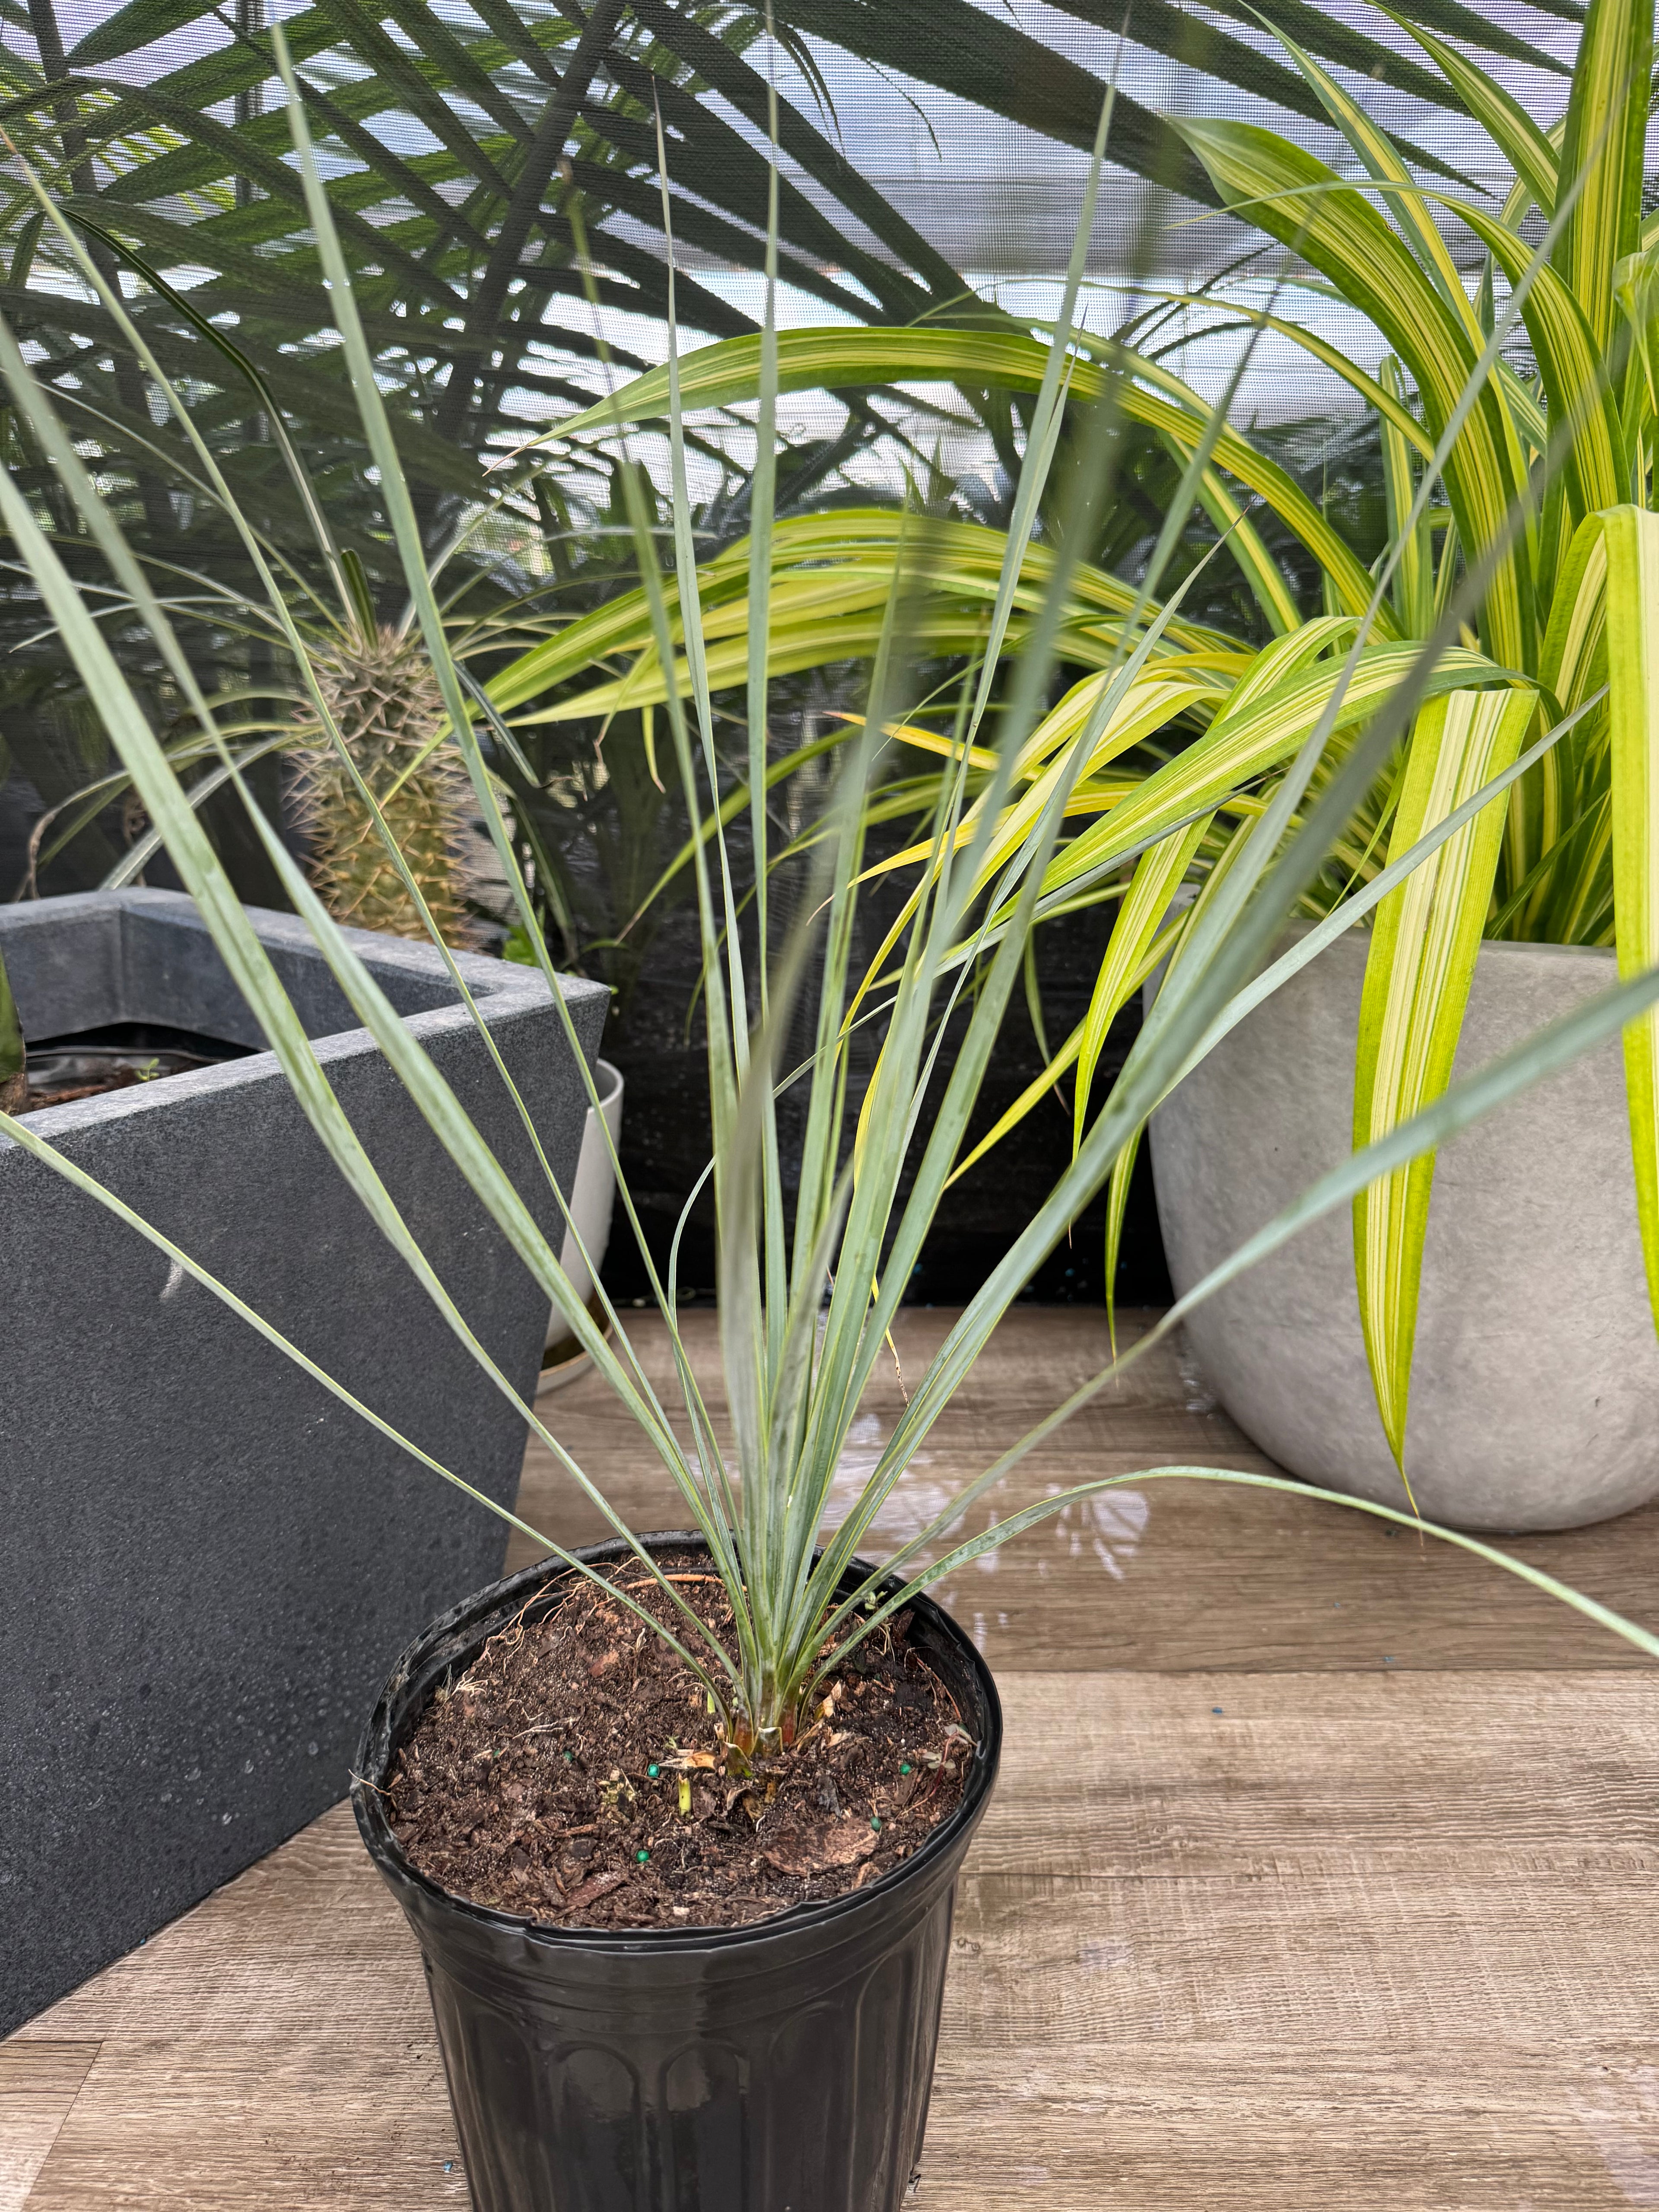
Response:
[353, 1533, 1002, 2212]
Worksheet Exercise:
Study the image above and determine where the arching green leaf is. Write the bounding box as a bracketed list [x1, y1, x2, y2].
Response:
[1352, 683, 1538, 1475]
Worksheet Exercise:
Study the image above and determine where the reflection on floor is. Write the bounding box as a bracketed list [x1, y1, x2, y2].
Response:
[5, 1309, 1657, 2209]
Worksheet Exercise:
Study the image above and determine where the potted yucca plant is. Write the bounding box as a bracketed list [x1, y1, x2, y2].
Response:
[8, 40, 1659, 2210]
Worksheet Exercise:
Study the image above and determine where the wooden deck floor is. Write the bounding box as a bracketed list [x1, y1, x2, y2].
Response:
[6, 1307, 1659, 2208]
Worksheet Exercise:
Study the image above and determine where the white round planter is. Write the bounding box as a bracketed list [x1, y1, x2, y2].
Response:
[1148, 928, 1659, 1531]
[540, 1056, 624, 1389]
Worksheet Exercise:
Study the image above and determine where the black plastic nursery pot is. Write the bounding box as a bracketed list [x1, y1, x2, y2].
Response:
[353, 1533, 1002, 2212]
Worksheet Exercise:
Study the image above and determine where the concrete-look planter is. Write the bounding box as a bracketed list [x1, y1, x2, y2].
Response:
[1148, 927, 1659, 1533]
[0, 890, 607, 2034]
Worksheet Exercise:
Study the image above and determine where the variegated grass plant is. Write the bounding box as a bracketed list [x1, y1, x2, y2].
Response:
[554, 0, 1659, 1503]
[3, 31, 1659, 1763]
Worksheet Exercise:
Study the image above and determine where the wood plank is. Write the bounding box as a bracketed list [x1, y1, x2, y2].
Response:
[0, 2044, 98, 2212]
[921, 2042, 1659, 2209]
[26, 1666, 1655, 2045]
[974, 1672, 1659, 1877]
[945, 1869, 1659, 2044]
[21, 2039, 463, 2210]
[512, 1310, 1659, 1672]
[11, 1808, 423, 2045]
[21, 2034, 1656, 2210]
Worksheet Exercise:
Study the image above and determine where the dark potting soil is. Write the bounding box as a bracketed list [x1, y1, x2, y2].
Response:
[388, 1551, 972, 1931]
[24, 1064, 153, 1111]
[21, 1032, 245, 1113]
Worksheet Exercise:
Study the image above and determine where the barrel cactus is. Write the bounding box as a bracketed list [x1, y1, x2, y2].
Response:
[290, 625, 476, 945]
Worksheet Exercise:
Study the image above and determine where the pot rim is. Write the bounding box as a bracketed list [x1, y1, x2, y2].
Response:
[1274, 915, 1618, 966]
[352, 1530, 1002, 1958]
[587, 1057, 624, 1112]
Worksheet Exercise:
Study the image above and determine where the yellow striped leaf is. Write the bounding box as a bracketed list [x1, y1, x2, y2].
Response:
[1554, 0, 1653, 351]
[553, 329, 1390, 631]
[1039, 645, 1517, 902]
[1603, 506, 1659, 1331]
[1383, 8, 1559, 218]
[863, 673, 1224, 887]
[1378, 356, 1433, 637]
[1442, 195, 1627, 522]
[1352, 683, 1539, 1472]
[1175, 117, 1532, 674]
[1073, 815, 1213, 1156]
[1540, 512, 1610, 714]
[483, 507, 1234, 723]
[1270, 25, 1484, 345]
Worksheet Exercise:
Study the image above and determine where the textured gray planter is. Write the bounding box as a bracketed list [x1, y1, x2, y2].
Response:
[1149, 927, 1659, 1533]
[0, 890, 607, 2033]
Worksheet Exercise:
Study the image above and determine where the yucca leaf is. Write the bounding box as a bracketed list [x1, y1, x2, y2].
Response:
[1162, 701, 1597, 1104]
[830, 696, 1593, 1640]
[832, 941, 1659, 1659]
[18, 0, 1657, 1761]
[1352, 683, 1538, 1474]
[0, 1105, 736, 1694]
[820, 1465, 1659, 1693]
[870, 334, 1563, 1518]
[26, 56, 745, 1648]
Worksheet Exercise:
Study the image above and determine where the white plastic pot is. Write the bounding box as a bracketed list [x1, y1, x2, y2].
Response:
[541, 1057, 624, 1385]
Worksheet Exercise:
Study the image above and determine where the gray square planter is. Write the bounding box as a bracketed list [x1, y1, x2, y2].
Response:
[0, 890, 607, 2033]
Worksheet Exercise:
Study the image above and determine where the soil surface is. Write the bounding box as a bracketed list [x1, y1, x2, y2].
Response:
[24, 1066, 153, 1111]
[388, 1551, 973, 1931]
